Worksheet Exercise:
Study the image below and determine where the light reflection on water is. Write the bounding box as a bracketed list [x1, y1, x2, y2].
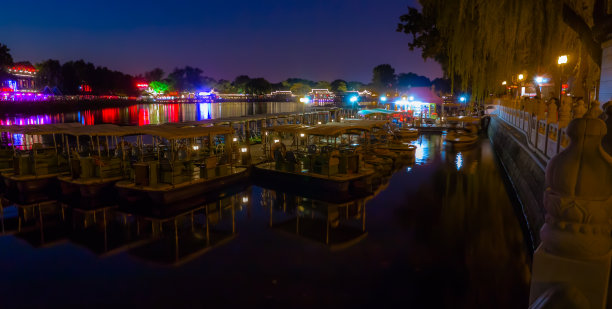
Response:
[0, 133, 529, 308]
[0, 101, 304, 126]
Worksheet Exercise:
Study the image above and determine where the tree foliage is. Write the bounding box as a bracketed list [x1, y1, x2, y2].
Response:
[397, 72, 431, 90]
[290, 83, 312, 95]
[330, 79, 348, 92]
[372, 64, 396, 93]
[0, 43, 13, 69]
[144, 68, 165, 82]
[398, 0, 605, 100]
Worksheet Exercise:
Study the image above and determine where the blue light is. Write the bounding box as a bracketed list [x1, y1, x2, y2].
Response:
[459, 96, 466, 102]
[350, 96, 358, 103]
[409, 96, 414, 101]
[380, 96, 387, 102]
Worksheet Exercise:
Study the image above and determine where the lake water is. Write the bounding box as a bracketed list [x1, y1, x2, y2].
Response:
[0, 102, 305, 126]
[0, 133, 530, 308]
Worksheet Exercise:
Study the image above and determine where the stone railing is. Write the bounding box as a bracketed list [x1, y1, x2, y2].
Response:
[495, 97, 588, 162]
[495, 97, 612, 308]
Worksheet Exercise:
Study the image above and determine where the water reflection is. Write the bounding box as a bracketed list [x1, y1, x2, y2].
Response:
[0, 102, 304, 126]
[0, 133, 530, 308]
[263, 188, 370, 250]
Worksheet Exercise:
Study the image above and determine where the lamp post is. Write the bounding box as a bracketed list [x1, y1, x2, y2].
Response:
[517, 74, 524, 99]
[557, 55, 568, 104]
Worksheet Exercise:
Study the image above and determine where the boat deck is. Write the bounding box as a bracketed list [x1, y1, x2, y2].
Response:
[115, 167, 248, 192]
[255, 162, 374, 181]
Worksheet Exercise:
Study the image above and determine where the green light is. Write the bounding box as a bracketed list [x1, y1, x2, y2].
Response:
[150, 81, 169, 94]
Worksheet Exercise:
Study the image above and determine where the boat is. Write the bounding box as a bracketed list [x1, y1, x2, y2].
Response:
[396, 127, 419, 139]
[57, 124, 143, 201]
[2, 123, 82, 204]
[254, 122, 388, 195]
[115, 125, 249, 209]
[445, 117, 480, 149]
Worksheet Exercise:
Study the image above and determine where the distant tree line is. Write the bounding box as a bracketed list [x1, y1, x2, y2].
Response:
[1, 42, 449, 96]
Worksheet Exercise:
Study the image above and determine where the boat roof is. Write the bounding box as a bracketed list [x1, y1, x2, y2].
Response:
[62, 124, 144, 137]
[143, 124, 233, 139]
[357, 108, 396, 116]
[263, 124, 310, 134]
[10, 123, 84, 135]
[341, 119, 389, 128]
[304, 122, 385, 136]
[445, 116, 480, 123]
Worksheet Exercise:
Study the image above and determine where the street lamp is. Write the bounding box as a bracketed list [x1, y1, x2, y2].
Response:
[517, 74, 525, 98]
[558, 55, 568, 104]
[502, 81, 507, 85]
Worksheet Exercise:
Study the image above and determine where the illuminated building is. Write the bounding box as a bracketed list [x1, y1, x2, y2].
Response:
[395, 87, 443, 119]
[307, 89, 334, 106]
[3, 61, 38, 92]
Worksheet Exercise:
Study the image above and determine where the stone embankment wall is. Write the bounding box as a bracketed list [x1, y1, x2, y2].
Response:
[487, 97, 592, 247]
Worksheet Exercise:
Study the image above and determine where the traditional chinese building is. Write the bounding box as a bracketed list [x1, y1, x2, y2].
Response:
[3, 61, 38, 92]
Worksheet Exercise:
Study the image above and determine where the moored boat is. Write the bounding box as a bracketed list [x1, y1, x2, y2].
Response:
[115, 125, 249, 209]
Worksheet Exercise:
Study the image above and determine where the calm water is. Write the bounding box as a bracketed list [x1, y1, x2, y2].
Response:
[0, 134, 530, 308]
[0, 102, 305, 126]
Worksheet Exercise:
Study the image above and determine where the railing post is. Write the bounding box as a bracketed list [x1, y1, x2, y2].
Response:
[529, 104, 612, 309]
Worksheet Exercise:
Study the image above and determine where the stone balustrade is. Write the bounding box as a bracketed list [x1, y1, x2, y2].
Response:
[495, 97, 592, 162]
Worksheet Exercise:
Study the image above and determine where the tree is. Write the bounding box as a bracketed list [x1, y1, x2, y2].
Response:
[330, 79, 348, 92]
[290, 83, 311, 96]
[167, 66, 206, 91]
[397, 72, 431, 90]
[431, 77, 452, 95]
[245, 77, 272, 95]
[347, 81, 366, 91]
[36, 59, 62, 88]
[144, 68, 165, 82]
[372, 64, 396, 93]
[397, 1, 610, 101]
[314, 81, 331, 89]
[0, 43, 13, 72]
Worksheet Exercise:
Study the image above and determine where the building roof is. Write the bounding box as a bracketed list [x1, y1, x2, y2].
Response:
[404, 87, 443, 104]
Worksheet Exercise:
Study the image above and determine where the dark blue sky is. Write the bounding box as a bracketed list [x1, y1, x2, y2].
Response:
[0, 0, 442, 83]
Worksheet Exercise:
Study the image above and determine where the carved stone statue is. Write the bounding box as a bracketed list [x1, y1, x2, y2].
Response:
[541, 105, 612, 259]
[536, 99, 547, 120]
[573, 99, 587, 119]
[547, 100, 558, 124]
[558, 97, 572, 128]
[601, 100, 612, 156]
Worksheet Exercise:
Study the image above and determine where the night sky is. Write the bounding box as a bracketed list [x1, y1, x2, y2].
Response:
[0, 0, 442, 83]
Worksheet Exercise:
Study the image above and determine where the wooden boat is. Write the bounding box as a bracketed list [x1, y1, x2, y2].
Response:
[445, 123, 479, 149]
[57, 124, 143, 200]
[254, 122, 383, 195]
[115, 125, 249, 209]
[2, 123, 82, 204]
[396, 127, 419, 139]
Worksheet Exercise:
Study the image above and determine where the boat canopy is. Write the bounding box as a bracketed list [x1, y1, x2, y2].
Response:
[357, 108, 396, 117]
[262, 124, 310, 134]
[143, 125, 233, 139]
[341, 119, 389, 129]
[10, 123, 84, 135]
[62, 124, 143, 137]
[445, 116, 480, 123]
[304, 122, 382, 136]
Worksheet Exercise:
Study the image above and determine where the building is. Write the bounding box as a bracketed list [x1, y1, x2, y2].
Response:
[3, 62, 38, 92]
[308, 89, 335, 106]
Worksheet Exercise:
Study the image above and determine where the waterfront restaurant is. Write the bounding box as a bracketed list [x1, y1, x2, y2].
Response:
[1, 61, 49, 101]
[394, 87, 443, 119]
